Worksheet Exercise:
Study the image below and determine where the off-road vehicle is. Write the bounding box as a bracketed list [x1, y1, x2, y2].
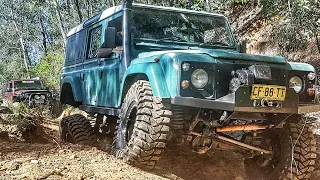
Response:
[2, 79, 53, 108]
[60, 1, 320, 179]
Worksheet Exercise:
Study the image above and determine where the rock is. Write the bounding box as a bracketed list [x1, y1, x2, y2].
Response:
[58, 150, 65, 154]
[30, 160, 39, 164]
[235, 177, 245, 180]
[77, 175, 84, 180]
[7, 161, 20, 171]
[70, 154, 78, 159]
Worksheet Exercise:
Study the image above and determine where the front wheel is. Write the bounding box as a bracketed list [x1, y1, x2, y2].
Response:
[245, 121, 317, 179]
[111, 80, 172, 169]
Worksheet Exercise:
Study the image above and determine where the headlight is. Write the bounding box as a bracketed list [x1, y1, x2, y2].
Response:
[308, 72, 316, 80]
[40, 95, 46, 99]
[35, 95, 40, 99]
[289, 76, 303, 93]
[191, 69, 208, 89]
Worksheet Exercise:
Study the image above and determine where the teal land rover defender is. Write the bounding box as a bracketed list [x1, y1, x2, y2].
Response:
[60, 1, 320, 179]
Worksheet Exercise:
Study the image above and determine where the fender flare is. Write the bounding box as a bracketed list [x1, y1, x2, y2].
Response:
[60, 76, 84, 102]
[118, 62, 171, 106]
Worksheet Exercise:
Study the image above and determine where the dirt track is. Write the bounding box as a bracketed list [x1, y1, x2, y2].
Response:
[0, 118, 319, 180]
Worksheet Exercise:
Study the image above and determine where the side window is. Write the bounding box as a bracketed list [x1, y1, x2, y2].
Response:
[87, 26, 102, 59]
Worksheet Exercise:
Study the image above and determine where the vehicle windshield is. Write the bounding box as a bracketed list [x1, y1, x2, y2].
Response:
[132, 8, 234, 47]
[14, 80, 43, 90]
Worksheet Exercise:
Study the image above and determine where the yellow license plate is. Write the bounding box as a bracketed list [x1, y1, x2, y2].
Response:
[251, 85, 287, 101]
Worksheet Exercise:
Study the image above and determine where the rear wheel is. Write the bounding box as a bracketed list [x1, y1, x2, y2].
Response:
[111, 80, 172, 169]
[59, 114, 97, 146]
[246, 121, 317, 179]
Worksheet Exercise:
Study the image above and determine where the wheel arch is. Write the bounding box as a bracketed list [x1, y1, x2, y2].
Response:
[117, 63, 171, 107]
[60, 76, 83, 107]
[60, 82, 77, 107]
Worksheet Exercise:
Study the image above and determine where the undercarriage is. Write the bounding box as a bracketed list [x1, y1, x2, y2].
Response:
[180, 109, 289, 155]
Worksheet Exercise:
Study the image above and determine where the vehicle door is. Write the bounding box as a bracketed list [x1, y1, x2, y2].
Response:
[83, 23, 104, 106]
[95, 16, 122, 107]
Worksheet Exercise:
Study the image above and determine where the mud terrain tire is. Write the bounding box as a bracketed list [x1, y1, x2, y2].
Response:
[59, 114, 97, 146]
[246, 121, 317, 179]
[112, 80, 172, 169]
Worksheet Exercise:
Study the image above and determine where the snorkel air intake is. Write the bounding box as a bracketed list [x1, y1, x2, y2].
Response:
[121, 0, 133, 76]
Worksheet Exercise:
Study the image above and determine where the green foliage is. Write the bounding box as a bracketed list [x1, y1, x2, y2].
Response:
[0, 59, 28, 86]
[30, 51, 64, 90]
[0, 0, 318, 88]
[260, 0, 320, 53]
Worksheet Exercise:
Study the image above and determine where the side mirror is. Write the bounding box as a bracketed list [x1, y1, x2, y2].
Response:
[7, 88, 12, 92]
[104, 27, 117, 48]
[239, 40, 247, 54]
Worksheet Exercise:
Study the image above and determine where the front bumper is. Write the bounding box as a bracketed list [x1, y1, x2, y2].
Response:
[171, 86, 320, 114]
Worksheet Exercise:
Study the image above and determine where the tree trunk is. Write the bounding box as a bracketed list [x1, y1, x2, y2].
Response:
[66, 0, 71, 16]
[53, 0, 66, 49]
[315, 34, 320, 54]
[169, 0, 174, 6]
[12, 20, 29, 75]
[39, 15, 47, 55]
[85, 0, 91, 18]
[73, 0, 83, 23]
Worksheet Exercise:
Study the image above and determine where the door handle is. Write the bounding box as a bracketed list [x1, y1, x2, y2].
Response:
[82, 74, 85, 81]
[100, 71, 103, 79]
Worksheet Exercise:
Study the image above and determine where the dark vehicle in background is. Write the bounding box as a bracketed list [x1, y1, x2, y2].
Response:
[2, 79, 53, 108]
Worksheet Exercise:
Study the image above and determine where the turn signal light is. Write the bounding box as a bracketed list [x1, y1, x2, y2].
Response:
[181, 80, 189, 89]
[307, 88, 315, 96]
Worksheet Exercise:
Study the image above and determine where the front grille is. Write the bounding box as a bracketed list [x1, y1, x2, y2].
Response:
[179, 61, 315, 103]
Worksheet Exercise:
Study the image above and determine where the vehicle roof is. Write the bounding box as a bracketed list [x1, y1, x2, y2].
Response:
[67, 3, 226, 37]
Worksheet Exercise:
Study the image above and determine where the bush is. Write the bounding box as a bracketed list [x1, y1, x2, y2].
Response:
[30, 51, 64, 91]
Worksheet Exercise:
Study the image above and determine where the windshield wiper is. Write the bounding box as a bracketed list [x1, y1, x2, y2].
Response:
[199, 42, 230, 47]
[156, 37, 187, 43]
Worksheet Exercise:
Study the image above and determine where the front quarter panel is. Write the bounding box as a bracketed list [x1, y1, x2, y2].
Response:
[287, 62, 315, 72]
[118, 54, 179, 106]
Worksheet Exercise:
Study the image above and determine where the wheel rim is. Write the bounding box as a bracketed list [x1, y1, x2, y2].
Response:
[126, 107, 137, 143]
[121, 101, 137, 146]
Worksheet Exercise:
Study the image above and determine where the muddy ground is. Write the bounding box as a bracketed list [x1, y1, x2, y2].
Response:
[0, 116, 319, 180]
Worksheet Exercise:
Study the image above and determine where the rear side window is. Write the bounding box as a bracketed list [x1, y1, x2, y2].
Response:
[87, 26, 102, 59]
